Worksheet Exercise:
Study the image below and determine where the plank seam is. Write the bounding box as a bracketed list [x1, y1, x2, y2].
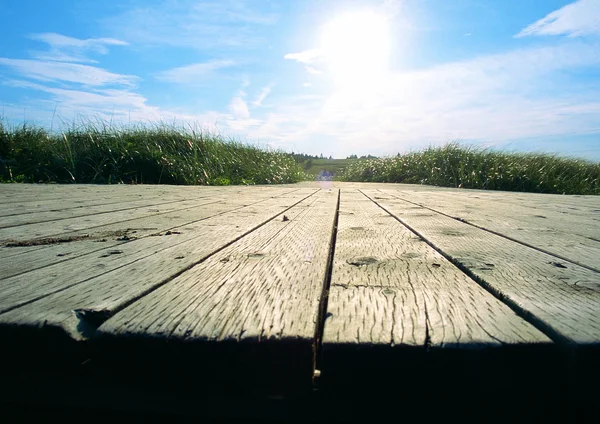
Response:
[1, 188, 303, 244]
[0, 190, 317, 316]
[361, 189, 571, 346]
[159, 193, 324, 341]
[382, 190, 600, 274]
[71, 189, 321, 338]
[0, 197, 211, 229]
[0, 189, 305, 281]
[313, 188, 340, 382]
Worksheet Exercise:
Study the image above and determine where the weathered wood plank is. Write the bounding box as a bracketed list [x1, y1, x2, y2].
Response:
[0, 197, 226, 242]
[324, 189, 550, 348]
[0, 194, 219, 228]
[0, 188, 301, 280]
[0, 188, 316, 313]
[0, 184, 282, 207]
[0, 184, 159, 204]
[0, 189, 203, 217]
[362, 189, 600, 345]
[89, 189, 338, 391]
[0, 187, 330, 393]
[381, 189, 600, 272]
[389, 187, 600, 236]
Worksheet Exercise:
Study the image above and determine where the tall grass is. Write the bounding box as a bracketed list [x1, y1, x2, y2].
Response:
[0, 120, 306, 185]
[339, 143, 600, 195]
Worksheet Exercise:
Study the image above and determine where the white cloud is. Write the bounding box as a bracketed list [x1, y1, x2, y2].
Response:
[0, 58, 138, 86]
[229, 96, 250, 119]
[156, 60, 236, 83]
[251, 83, 273, 106]
[284, 49, 322, 64]
[284, 49, 325, 75]
[103, 0, 278, 49]
[3, 78, 223, 129]
[250, 42, 600, 157]
[29, 32, 128, 63]
[516, 0, 600, 37]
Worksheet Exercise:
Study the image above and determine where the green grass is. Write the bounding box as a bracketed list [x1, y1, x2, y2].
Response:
[339, 143, 600, 195]
[0, 120, 306, 185]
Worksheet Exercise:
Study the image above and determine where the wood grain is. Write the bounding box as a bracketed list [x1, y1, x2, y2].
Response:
[363, 189, 600, 345]
[93, 188, 338, 391]
[0, 188, 302, 280]
[379, 188, 600, 271]
[324, 189, 549, 348]
[0, 189, 316, 314]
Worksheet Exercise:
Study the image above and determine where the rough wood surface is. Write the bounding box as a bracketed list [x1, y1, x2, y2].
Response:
[91, 189, 338, 390]
[0, 182, 598, 416]
[323, 189, 550, 348]
[380, 188, 600, 271]
[0, 195, 216, 228]
[362, 189, 600, 345]
[0, 190, 201, 217]
[0, 198, 225, 242]
[0, 189, 317, 329]
[0, 188, 302, 280]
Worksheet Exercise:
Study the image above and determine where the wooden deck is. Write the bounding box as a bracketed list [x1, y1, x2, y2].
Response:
[1, 182, 599, 421]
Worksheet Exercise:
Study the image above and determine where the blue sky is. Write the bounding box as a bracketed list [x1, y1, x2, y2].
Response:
[1, 0, 599, 159]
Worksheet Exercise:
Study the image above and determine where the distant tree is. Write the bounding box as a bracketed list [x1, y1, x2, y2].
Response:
[347, 154, 358, 159]
[328, 155, 333, 160]
[320, 153, 324, 159]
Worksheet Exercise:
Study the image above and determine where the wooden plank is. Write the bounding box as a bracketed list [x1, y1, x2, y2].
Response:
[321, 190, 552, 389]
[0, 184, 274, 207]
[0, 188, 301, 280]
[362, 189, 600, 345]
[389, 187, 600, 237]
[0, 188, 331, 393]
[0, 188, 206, 217]
[0, 197, 227, 242]
[324, 189, 550, 348]
[90, 188, 338, 392]
[0, 188, 316, 313]
[381, 188, 600, 272]
[0, 184, 154, 204]
[0, 195, 215, 226]
[0, 185, 291, 217]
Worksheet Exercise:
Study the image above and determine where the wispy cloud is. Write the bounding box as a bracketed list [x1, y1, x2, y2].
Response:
[258, 41, 600, 156]
[284, 49, 325, 75]
[284, 49, 322, 64]
[4, 78, 223, 129]
[229, 96, 250, 119]
[0, 58, 138, 86]
[251, 83, 274, 106]
[156, 60, 236, 84]
[29, 32, 128, 63]
[104, 0, 278, 49]
[516, 0, 600, 38]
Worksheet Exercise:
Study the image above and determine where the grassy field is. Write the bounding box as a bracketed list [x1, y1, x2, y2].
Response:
[0, 121, 306, 185]
[339, 143, 600, 195]
[2, 120, 597, 195]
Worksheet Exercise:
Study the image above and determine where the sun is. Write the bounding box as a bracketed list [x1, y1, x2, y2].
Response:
[320, 11, 391, 88]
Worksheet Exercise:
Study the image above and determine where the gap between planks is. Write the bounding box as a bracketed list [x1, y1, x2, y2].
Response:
[380, 189, 600, 273]
[361, 189, 600, 346]
[0, 188, 304, 280]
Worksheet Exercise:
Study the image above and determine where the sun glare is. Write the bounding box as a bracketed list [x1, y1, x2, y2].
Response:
[320, 11, 391, 89]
